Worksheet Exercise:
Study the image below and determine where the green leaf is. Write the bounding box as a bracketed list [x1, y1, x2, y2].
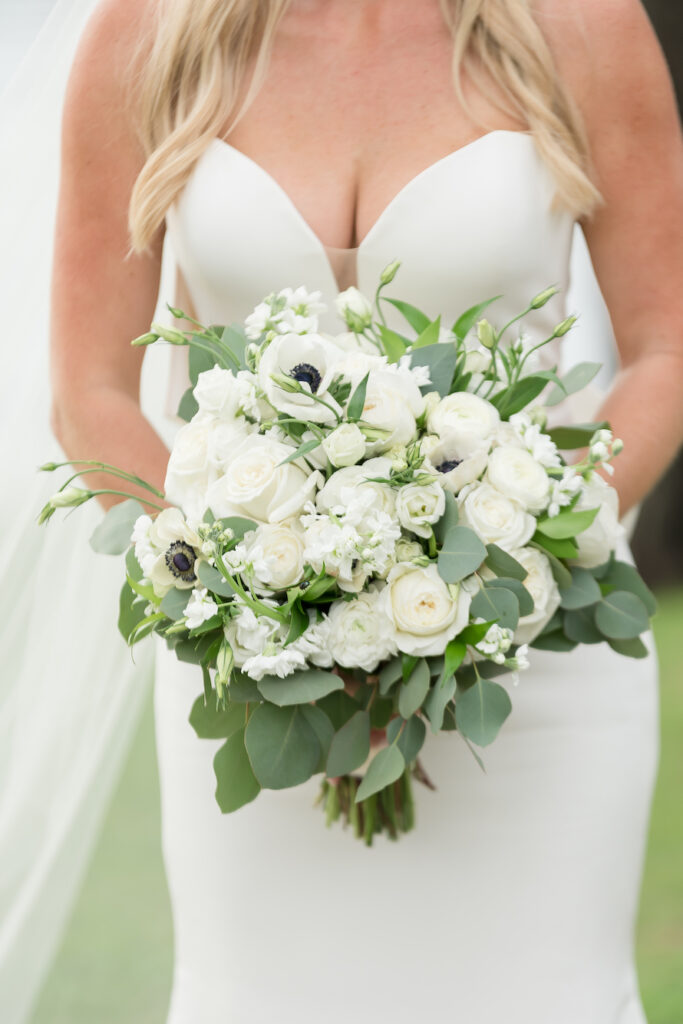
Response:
[118, 582, 148, 642]
[407, 343, 458, 397]
[563, 606, 603, 645]
[383, 297, 431, 334]
[491, 375, 549, 417]
[378, 657, 403, 696]
[424, 674, 457, 732]
[189, 343, 216, 385]
[398, 659, 431, 718]
[484, 544, 528, 581]
[433, 490, 459, 546]
[213, 729, 261, 812]
[89, 499, 145, 555]
[386, 715, 426, 762]
[174, 632, 220, 665]
[189, 695, 245, 739]
[355, 745, 406, 802]
[531, 533, 579, 560]
[594, 591, 649, 640]
[455, 679, 512, 747]
[256, 669, 344, 707]
[547, 421, 609, 450]
[196, 561, 234, 598]
[300, 705, 335, 771]
[228, 672, 262, 703]
[457, 620, 496, 645]
[216, 516, 258, 541]
[284, 602, 309, 647]
[411, 315, 441, 349]
[245, 704, 321, 789]
[177, 387, 199, 422]
[535, 506, 599, 540]
[125, 545, 144, 583]
[600, 561, 657, 616]
[220, 324, 248, 370]
[452, 295, 501, 341]
[531, 630, 578, 653]
[484, 578, 534, 617]
[278, 438, 322, 466]
[545, 362, 602, 407]
[608, 636, 650, 659]
[437, 525, 487, 583]
[378, 324, 409, 362]
[160, 587, 192, 621]
[316, 690, 359, 731]
[438, 639, 467, 687]
[369, 696, 394, 730]
[347, 372, 370, 421]
[401, 654, 419, 683]
[471, 586, 520, 630]
[559, 567, 602, 610]
[326, 710, 371, 777]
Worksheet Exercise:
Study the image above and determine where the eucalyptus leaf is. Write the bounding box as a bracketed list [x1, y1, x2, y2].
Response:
[177, 387, 199, 422]
[433, 490, 459, 546]
[378, 657, 403, 695]
[118, 582, 148, 642]
[213, 729, 261, 813]
[407, 343, 458, 397]
[189, 695, 245, 740]
[485, 578, 534, 617]
[355, 745, 406, 802]
[484, 544, 527, 581]
[545, 362, 602, 407]
[256, 669, 343, 707]
[189, 344, 216, 385]
[300, 705, 335, 771]
[326, 710, 371, 777]
[228, 672, 262, 703]
[217, 516, 258, 540]
[471, 586, 520, 630]
[316, 690, 360, 731]
[160, 588, 192, 621]
[90, 499, 145, 555]
[535, 507, 599, 540]
[531, 533, 579, 561]
[197, 561, 236, 598]
[559, 567, 601, 610]
[563, 606, 603, 645]
[437, 525, 487, 583]
[398, 659, 431, 718]
[245, 704, 321, 789]
[608, 636, 650, 659]
[594, 591, 649, 640]
[601, 561, 657, 616]
[455, 679, 512, 747]
[220, 324, 248, 369]
[492, 375, 549, 417]
[531, 631, 578, 653]
[424, 674, 457, 732]
[386, 715, 426, 763]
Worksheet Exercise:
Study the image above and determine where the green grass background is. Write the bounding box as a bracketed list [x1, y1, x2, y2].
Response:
[30, 589, 683, 1024]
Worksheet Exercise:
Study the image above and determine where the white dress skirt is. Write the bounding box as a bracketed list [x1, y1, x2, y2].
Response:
[153, 130, 660, 1023]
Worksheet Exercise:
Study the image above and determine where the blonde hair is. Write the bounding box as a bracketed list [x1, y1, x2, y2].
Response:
[128, 0, 602, 254]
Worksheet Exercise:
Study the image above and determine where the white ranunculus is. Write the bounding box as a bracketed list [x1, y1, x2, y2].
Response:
[395, 480, 445, 538]
[317, 458, 396, 517]
[427, 392, 500, 458]
[206, 434, 322, 523]
[361, 369, 424, 453]
[241, 522, 305, 592]
[486, 445, 550, 513]
[573, 474, 624, 568]
[459, 481, 536, 551]
[381, 563, 471, 657]
[509, 546, 561, 644]
[334, 286, 374, 331]
[327, 585, 398, 672]
[257, 332, 342, 424]
[322, 422, 366, 467]
[423, 436, 489, 495]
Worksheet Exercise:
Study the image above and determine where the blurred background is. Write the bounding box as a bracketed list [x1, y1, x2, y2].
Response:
[1, 1, 681, 1022]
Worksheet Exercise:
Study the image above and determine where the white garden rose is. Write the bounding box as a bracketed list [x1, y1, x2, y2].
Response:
[206, 418, 255, 474]
[206, 434, 322, 523]
[486, 445, 550, 512]
[381, 563, 472, 657]
[193, 366, 258, 420]
[395, 480, 445, 538]
[423, 436, 489, 495]
[164, 418, 213, 518]
[257, 331, 342, 424]
[361, 369, 424, 453]
[317, 457, 396, 517]
[322, 422, 366, 467]
[427, 392, 500, 458]
[241, 522, 305, 592]
[573, 474, 624, 568]
[509, 546, 561, 644]
[459, 481, 536, 551]
[327, 585, 398, 672]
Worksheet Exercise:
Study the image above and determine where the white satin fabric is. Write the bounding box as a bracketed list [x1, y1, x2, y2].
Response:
[156, 131, 659, 1023]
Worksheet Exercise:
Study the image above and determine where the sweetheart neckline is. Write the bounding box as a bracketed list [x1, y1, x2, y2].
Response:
[208, 129, 534, 256]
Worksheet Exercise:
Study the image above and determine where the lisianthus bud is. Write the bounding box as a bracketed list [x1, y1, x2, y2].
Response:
[379, 260, 401, 285]
[476, 318, 496, 349]
[131, 331, 159, 348]
[149, 323, 187, 345]
[552, 316, 577, 338]
[50, 486, 92, 508]
[530, 286, 559, 309]
[334, 287, 373, 332]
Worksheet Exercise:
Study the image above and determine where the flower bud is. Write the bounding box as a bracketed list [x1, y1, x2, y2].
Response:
[130, 331, 159, 348]
[50, 486, 93, 508]
[530, 286, 559, 309]
[552, 316, 578, 338]
[476, 318, 496, 349]
[39, 462, 59, 472]
[612, 438, 624, 456]
[150, 323, 187, 345]
[269, 372, 303, 394]
[334, 287, 373, 332]
[379, 259, 401, 285]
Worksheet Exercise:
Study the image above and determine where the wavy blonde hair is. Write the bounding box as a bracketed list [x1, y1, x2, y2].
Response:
[127, 0, 602, 254]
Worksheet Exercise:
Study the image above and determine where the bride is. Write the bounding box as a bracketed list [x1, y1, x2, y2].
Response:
[41, 0, 683, 1021]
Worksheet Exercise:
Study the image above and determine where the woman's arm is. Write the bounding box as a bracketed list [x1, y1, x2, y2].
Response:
[542, 0, 683, 514]
[50, 0, 170, 510]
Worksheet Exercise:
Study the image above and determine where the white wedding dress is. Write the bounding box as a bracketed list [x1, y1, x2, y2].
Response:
[154, 130, 659, 1024]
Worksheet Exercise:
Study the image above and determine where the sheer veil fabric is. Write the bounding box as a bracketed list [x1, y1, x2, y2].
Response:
[0, 3, 624, 1023]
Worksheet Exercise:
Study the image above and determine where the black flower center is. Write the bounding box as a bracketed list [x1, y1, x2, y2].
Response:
[437, 458, 462, 474]
[289, 362, 322, 393]
[165, 540, 197, 583]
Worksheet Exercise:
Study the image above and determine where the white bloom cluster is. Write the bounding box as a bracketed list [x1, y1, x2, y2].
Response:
[245, 286, 327, 340]
[475, 621, 514, 663]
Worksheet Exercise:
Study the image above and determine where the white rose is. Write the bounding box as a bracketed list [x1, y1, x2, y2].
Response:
[423, 437, 489, 495]
[573, 474, 624, 568]
[332, 349, 386, 389]
[334, 286, 374, 330]
[257, 332, 342, 424]
[206, 418, 254, 473]
[381, 563, 472, 657]
[164, 419, 211, 509]
[327, 585, 398, 672]
[427, 392, 500, 458]
[486, 445, 550, 513]
[193, 366, 257, 420]
[459, 481, 536, 551]
[322, 423, 366, 468]
[317, 457, 396, 517]
[509, 546, 561, 644]
[242, 522, 305, 592]
[396, 480, 445, 538]
[206, 434, 322, 523]
[361, 369, 424, 453]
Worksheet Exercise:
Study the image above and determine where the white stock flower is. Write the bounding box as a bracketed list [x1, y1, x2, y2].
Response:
[572, 474, 623, 568]
[224, 602, 298, 679]
[547, 466, 582, 518]
[185, 587, 218, 630]
[475, 621, 514, 664]
[395, 480, 445, 538]
[459, 481, 536, 551]
[427, 392, 500, 458]
[206, 434, 322, 523]
[381, 563, 472, 657]
[509, 546, 561, 644]
[289, 613, 334, 668]
[317, 458, 396, 517]
[322, 423, 366, 467]
[334, 286, 373, 331]
[507, 412, 560, 468]
[245, 286, 326, 339]
[240, 522, 305, 592]
[242, 646, 307, 680]
[486, 445, 550, 513]
[327, 586, 398, 671]
[361, 369, 425, 453]
[257, 332, 342, 424]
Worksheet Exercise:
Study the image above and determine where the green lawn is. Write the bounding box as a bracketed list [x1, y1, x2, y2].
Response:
[30, 590, 683, 1024]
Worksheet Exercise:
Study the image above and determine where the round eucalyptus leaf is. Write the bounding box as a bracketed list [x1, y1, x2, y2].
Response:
[559, 567, 602, 610]
[245, 704, 321, 789]
[213, 729, 261, 813]
[437, 526, 487, 583]
[602, 561, 657, 616]
[594, 591, 649, 640]
[300, 705, 335, 771]
[189, 696, 246, 740]
[89, 498, 145, 555]
[398, 659, 431, 719]
[355, 745, 406, 802]
[326, 710, 371, 778]
[386, 715, 426, 763]
[485, 578, 534, 617]
[256, 669, 343, 707]
[563, 606, 603, 645]
[530, 631, 578, 653]
[484, 544, 528, 582]
[471, 586, 519, 630]
[455, 679, 512, 747]
[608, 636, 650, 659]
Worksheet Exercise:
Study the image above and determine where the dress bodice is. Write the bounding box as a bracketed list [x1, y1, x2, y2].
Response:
[166, 130, 575, 347]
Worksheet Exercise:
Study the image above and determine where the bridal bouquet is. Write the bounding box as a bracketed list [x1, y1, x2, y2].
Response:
[39, 261, 656, 844]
